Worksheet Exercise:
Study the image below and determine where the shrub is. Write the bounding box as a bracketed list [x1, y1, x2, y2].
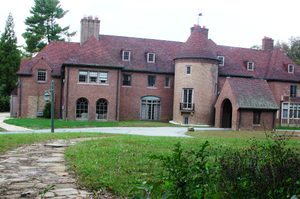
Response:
[153, 141, 213, 199]
[217, 136, 300, 199]
[0, 95, 10, 112]
[43, 102, 51, 118]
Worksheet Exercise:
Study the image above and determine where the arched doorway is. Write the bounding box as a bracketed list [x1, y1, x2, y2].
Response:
[96, 98, 108, 120]
[140, 96, 160, 120]
[221, 99, 232, 128]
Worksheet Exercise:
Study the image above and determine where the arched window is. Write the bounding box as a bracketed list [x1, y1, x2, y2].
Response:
[140, 96, 160, 120]
[76, 98, 88, 119]
[96, 98, 108, 120]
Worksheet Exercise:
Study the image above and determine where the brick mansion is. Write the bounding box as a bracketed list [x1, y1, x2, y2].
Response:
[12, 17, 300, 130]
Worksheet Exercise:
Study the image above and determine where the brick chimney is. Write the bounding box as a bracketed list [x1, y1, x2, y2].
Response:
[80, 16, 100, 45]
[262, 37, 274, 51]
[190, 24, 209, 38]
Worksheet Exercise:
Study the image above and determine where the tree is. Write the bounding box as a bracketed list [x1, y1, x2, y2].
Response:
[22, 0, 75, 54]
[276, 37, 300, 65]
[0, 13, 21, 97]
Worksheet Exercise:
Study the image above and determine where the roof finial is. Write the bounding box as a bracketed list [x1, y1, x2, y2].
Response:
[197, 13, 202, 26]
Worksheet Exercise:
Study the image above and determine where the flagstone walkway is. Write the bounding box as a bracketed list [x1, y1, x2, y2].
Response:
[0, 138, 116, 199]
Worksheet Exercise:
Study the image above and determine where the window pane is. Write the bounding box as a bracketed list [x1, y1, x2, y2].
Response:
[253, 111, 261, 124]
[37, 70, 46, 82]
[89, 72, 98, 83]
[148, 75, 156, 87]
[79, 71, 88, 82]
[123, 74, 131, 86]
[99, 72, 108, 84]
[165, 76, 170, 87]
[96, 99, 108, 120]
[76, 98, 88, 119]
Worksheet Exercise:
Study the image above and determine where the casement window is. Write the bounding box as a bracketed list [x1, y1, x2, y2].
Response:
[89, 71, 98, 83]
[78, 71, 88, 83]
[99, 72, 108, 84]
[96, 98, 108, 120]
[253, 111, 261, 125]
[147, 53, 156, 63]
[182, 88, 193, 109]
[76, 97, 88, 119]
[217, 56, 225, 66]
[37, 70, 47, 82]
[148, 75, 156, 87]
[247, 62, 255, 71]
[288, 64, 294, 73]
[290, 85, 297, 97]
[164, 76, 170, 87]
[122, 51, 131, 61]
[122, 74, 132, 86]
[186, 65, 191, 74]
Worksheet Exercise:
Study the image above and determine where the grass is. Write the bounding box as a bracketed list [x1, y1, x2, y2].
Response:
[0, 132, 114, 154]
[4, 118, 178, 129]
[65, 132, 300, 197]
[277, 125, 300, 131]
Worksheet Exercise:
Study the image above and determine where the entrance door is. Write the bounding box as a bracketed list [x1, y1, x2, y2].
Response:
[141, 96, 160, 120]
[222, 99, 232, 128]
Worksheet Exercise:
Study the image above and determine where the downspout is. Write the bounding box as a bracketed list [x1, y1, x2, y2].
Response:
[18, 78, 22, 117]
[65, 67, 70, 119]
[115, 69, 120, 121]
[238, 109, 242, 130]
[59, 73, 64, 119]
[272, 111, 276, 130]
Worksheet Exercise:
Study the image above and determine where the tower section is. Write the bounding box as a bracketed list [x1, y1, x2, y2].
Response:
[173, 25, 219, 125]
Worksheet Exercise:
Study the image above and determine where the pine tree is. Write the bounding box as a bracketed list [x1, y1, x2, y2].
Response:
[0, 13, 21, 97]
[22, 0, 75, 54]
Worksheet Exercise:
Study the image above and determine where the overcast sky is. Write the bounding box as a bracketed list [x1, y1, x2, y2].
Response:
[0, 0, 299, 48]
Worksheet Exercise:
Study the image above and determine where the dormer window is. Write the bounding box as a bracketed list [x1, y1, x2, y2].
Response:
[247, 62, 255, 71]
[288, 64, 294, 73]
[37, 69, 47, 82]
[147, 53, 155, 63]
[122, 50, 131, 61]
[217, 56, 225, 66]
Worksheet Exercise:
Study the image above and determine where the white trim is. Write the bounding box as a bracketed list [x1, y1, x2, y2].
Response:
[217, 56, 225, 66]
[247, 61, 255, 71]
[147, 53, 156, 63]
[37, 69, 47, 83]
[288, 64, 294, 73]
[122, 50, 131, 61]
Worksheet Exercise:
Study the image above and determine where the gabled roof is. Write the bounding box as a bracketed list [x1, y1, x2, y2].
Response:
[18, 41, 80, 76]
[226, 77, 279, 110]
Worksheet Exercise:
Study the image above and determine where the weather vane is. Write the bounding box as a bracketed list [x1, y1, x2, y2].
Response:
[198, 13, 202, 25]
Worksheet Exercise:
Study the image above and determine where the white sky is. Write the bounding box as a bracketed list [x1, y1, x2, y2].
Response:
[0, 0, 299, 48]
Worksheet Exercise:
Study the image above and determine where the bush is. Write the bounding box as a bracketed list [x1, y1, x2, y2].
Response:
[152, 141, 213, 199]
[43, 102, 51, 118]
[217, 136, 300, 199]
[0, 95, 10, 112]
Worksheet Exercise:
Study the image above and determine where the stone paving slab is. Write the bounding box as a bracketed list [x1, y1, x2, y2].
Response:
[0, 138, 100, 198]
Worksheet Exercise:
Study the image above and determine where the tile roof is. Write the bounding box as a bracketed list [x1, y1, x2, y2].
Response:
[227, 77, 279, 110]
[176, 25, 217, 60]
[17, 25, 300, 82]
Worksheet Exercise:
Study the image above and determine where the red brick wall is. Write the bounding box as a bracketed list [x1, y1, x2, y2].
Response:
[215, 78, 239, 129]
[119, 72, 174, 121]
[18, 59, 61, 118]
[239, 110, 275, 130]
[63, 66, 119, 121]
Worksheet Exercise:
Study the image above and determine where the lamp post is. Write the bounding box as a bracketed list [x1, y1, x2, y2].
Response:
[50, 80, 54, 133]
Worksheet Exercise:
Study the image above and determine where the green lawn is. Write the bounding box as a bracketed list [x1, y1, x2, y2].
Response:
[65, 132, 300, 197]
[0, 133, 114, 154]
[277, 125, 300, 131]
[4, 118, 177, 129]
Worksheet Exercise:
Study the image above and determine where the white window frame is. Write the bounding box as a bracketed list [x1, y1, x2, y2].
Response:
[78, 71, 88, 83]
[88, 71, 98, 83]
[288, 64, 294, 73]
[217, 56, 225, 66]
[122, 50, 131, 61]
[37, 69, 47, 82]
[247, 62, 255, 71]
[147, 53, 156, 63]
[99, 72, 108, 84]
[181, 88, 193, 109]
[164, 76, 170, 88]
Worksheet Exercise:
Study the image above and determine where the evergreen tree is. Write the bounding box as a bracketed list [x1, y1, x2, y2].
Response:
[0, 13, 21, 97]
[23, 0, 75, 54]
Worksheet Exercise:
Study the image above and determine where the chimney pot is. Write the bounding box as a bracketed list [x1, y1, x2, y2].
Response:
[80, 15, 100, 45]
